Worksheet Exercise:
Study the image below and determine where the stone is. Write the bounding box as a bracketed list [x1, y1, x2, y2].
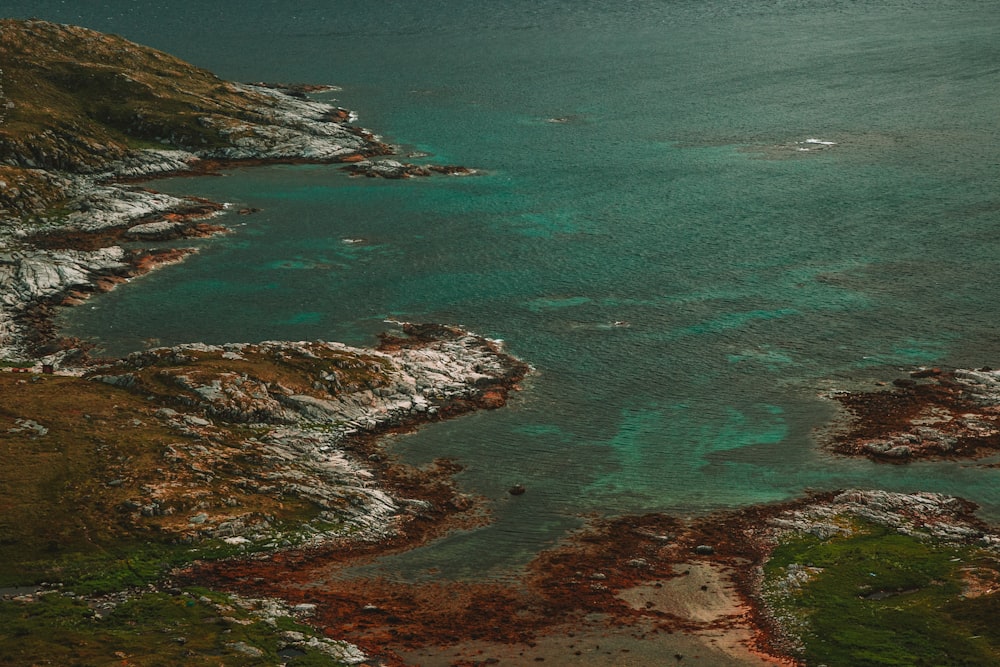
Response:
[883, 445, 912, 458]
[226, 641, 264, 658]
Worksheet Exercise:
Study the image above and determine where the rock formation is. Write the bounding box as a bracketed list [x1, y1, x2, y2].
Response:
[824, 367, 1000, 461]
[76, 323, 529, 546]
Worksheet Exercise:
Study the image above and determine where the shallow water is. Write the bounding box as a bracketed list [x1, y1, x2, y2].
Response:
[11, 0, 1000, 577]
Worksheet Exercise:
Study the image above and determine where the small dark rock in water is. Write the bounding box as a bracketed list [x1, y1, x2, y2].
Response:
[892, 378, 917, 388]
[508, 484, 526, 496]
[694, 544, 714, 555]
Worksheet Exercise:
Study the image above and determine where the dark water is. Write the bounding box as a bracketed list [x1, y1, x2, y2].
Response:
[10, 1, 1000, 578]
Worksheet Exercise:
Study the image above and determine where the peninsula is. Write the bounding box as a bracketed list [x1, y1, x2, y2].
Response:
[3, 18, 1000, 667]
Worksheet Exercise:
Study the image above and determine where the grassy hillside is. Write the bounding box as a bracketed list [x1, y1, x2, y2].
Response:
[764, 520, 1000, 665]
[0, 19, 278, 173]
[0, 19, 375, 223]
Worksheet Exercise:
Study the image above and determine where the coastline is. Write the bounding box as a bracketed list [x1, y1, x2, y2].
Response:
[4, 18, 1000, 666]
[0, 19, 530, 665]
[184, 488, 1000, 666]
[0, 19, 473, 363]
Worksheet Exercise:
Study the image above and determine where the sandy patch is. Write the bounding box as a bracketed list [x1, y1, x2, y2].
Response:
[398, 615, 780, 666]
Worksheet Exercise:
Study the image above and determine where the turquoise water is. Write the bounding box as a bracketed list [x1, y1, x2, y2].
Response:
[13, 1, 1000, 577]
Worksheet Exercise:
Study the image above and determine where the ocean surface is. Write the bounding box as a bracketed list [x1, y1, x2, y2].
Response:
[10, 0, 1000, 579]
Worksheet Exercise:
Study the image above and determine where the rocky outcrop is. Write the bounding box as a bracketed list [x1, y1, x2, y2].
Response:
[823, 367, 1000, 461]
[765, 489, 993, 545]
[199, 83, 381, 162]
[83, 323, 528, 545]
[342, 159, 477, 179]
[98, 324, 525, 424]
[0, 246, 130, 357]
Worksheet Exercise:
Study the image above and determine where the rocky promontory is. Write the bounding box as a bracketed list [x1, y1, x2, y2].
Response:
[0, 316, 528, 664]
[2, 322, 527, 566]
[0, 18, 472, 361]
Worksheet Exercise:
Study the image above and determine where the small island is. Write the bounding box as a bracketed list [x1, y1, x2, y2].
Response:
[823, 366, 1000, 462]
[3, 19, 1000, 666]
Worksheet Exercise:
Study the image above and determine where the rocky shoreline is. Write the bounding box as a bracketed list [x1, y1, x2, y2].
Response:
[180, 487, 1000, 666]
[82, 322, 529, 547]
[0, 20, 527, 664]
[4, 19, 1000, 666]
[0, 19, 476, 363]
[0, 317, 528, 666]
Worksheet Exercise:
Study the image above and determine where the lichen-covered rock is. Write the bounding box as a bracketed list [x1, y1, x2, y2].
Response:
[767, 489, 988, 545]
[84, 323, 528, 545]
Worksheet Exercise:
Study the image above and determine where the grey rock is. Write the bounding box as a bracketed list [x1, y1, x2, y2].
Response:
[226, 641, 264, 658]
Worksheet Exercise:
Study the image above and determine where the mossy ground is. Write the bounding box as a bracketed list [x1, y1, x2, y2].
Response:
[0, 360, 366, 589]
[0, 19, 266, 164]
[0, 588, 349, 666]
[123, 342, 394, 402]
[0, 18, 333, 221]
[0, 362, 374, 664]
[764, 521, 1000, 666]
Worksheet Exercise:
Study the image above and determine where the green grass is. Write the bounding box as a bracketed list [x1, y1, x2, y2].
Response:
[0, 589, 351, 666]
[764, 522, 1000, 666]
[29, 539, 253, 596]
[0, 19, 257, 166]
